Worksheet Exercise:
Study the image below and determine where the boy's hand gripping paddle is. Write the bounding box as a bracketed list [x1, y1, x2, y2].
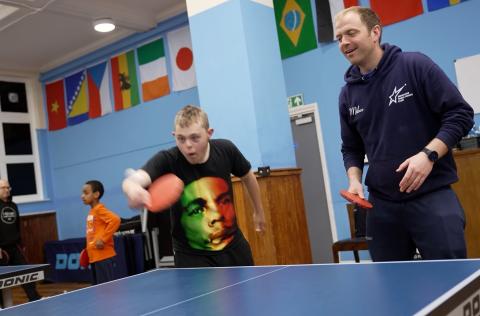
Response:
[147, 174, 184, 213]
[79, 248, 89, 268]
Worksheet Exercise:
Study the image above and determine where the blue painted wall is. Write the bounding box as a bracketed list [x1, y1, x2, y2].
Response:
[19, 1, 480, 244]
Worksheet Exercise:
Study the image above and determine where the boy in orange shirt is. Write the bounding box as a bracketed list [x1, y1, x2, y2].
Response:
[81, 180, 121, 284]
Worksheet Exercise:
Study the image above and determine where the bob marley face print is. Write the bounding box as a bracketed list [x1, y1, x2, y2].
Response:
[180, 177, 236, 250]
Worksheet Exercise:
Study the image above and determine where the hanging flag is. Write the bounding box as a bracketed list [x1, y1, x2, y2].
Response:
[87, 61, 113, 119]
[45, 79, 67, 131]
[167, 26, 197, 92]
[111, 50, 140, 111]
[370, 0, 423, 26]
[274, 0, 317, 59]
[137, 38, 170, 102]
[315, 0, 359, 42]
[65, 71, 89, 126]
[426, 0, 466, 12]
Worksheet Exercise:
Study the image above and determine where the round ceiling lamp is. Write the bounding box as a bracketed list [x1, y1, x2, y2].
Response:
[93, 18, 116, 33]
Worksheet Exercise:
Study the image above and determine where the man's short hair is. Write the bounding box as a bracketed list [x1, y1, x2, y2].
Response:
[174, 105, 209, 130]
[337, 6, 382, 39]
[86, 180, 104, 199]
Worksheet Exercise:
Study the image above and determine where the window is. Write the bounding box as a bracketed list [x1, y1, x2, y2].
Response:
[0, 78, 44, 203]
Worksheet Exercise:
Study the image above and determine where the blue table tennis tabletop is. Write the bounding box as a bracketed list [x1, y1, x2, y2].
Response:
[3, 259, 480, 315]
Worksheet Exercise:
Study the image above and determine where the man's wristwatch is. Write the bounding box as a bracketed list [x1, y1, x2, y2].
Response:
[421, 148, 439, 163]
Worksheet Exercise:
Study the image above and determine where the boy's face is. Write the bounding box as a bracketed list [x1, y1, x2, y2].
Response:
[173, 121, 213, 164]
[81, 184, 99, 205]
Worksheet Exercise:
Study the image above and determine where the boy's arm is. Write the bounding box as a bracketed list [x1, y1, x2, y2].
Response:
[240, 170, 266, 232]
[97, 208, 121, 244]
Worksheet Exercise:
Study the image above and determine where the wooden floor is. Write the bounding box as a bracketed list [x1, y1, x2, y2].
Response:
[11, 281, 91, 306]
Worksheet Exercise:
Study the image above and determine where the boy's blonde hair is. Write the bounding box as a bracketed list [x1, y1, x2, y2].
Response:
[336, 6, 382, 41]
[174, 105, 209, 129]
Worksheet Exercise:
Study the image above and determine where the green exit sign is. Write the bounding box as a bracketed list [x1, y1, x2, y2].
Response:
[288, 94, 304, 108]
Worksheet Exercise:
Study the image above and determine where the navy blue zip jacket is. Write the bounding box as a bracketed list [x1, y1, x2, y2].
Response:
[339, 44, 474, 201]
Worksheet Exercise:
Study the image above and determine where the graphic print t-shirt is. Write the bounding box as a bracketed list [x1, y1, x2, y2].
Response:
[0, 200, 21, 247]
[142, 139, 251, 255]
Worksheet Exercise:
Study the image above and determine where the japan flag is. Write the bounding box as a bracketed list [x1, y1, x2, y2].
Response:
[167, 26, 197, 91]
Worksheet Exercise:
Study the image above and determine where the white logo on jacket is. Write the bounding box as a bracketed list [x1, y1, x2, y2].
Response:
[349, 105, 364, 116]
[389, 83, 413, 106]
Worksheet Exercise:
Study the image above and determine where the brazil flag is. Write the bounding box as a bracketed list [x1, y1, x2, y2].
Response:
[274, 0, 317, 59]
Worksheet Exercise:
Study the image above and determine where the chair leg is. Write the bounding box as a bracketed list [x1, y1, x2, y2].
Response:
[332, 249, 340, 263]
[353, 251, 360, 263]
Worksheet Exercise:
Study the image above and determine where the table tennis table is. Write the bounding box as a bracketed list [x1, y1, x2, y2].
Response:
[2, 259, 480, 315]
[0, 264, 48, 308]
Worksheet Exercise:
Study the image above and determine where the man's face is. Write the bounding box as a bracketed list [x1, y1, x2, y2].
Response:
[180, 177, 236, 250]
[0, 180, 11, 202]
[334, 12, 380, 69]
[173, 121, 213, 164]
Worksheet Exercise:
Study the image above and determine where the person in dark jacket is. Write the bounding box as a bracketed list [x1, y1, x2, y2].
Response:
[334, 7, 474, 261]
[0, 179, 41, 306]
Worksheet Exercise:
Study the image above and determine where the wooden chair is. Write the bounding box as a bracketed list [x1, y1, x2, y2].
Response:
[332, 204, 369, 263]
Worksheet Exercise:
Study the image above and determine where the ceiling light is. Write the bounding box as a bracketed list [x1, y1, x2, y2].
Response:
[93, 18, 116, 33]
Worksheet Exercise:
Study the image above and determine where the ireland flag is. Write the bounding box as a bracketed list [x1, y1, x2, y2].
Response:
[137, 38, 170, 102]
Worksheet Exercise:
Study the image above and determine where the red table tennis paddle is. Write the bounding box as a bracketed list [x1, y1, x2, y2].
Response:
[0, 249, 9, 265]
[147, 173, 184, 213]
[340, 190, 373, 209]
[79, 248, 89, 268]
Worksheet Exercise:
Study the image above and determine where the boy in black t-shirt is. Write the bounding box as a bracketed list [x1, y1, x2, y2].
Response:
[122, 105, 265, 267]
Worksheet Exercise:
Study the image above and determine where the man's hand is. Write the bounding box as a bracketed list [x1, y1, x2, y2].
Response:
[396, 152, 434, 193]
[347, 179, 365, 199]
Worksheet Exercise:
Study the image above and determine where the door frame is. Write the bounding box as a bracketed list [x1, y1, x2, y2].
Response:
[289, 103, 338, 241]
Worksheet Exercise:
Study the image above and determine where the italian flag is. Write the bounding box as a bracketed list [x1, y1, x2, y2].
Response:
[111, 50, 140, 111]
[137, 38, 170, 102]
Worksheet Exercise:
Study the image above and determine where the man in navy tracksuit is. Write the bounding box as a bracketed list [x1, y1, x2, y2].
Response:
[335, 7, 474, 261]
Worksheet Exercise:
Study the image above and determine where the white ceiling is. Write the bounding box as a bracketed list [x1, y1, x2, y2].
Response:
[0, 0, 186, 75]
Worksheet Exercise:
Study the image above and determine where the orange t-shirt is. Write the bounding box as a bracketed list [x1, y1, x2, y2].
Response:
[86, 203, 121, 263]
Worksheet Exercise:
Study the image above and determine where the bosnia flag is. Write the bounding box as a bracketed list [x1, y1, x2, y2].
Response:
[65, 71, 89, 126]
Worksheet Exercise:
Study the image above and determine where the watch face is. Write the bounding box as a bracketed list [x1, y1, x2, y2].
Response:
[429, 151, 438, 162]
